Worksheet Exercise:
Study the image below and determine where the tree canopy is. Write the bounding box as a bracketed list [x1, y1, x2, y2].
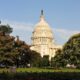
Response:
[0, 24, 12, 35]
[0, 24, 42, 68]
[52, 33, 80, 68]
[62, 33, 80, 68]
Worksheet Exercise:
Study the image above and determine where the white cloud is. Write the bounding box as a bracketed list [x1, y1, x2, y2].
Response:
[54, 28, 80, 39]
[1, 19, 80, 45]
[53, 28, 80, 44]
[54, 28, 79, 35]
[2, 19, 33, 31]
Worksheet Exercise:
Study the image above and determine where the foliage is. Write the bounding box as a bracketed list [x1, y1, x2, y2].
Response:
[30, 50, 42, 67]
[40, 55, 50, 67]
[62, 33, 80, 68]
[0, 33, 15, 67]
[52, 33, 80, 68]
[0, 24, 12, 35]
[0, 25, 42, 68]
[51, 49, 63, 67]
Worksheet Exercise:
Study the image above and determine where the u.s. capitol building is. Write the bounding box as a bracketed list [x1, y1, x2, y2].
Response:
[30, 10, 62, 60]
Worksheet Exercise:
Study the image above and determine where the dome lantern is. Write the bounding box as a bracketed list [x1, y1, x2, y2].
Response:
[40, 10, 45, 21]
[41, 10, 43, 15]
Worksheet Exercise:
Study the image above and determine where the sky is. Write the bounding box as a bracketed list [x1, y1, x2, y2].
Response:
[0, 0, 80, 45]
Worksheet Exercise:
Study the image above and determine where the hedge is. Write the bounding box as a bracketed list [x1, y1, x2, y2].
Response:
[0, 72, 80, 80]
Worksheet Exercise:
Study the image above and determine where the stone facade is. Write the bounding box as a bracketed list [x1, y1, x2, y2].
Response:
[30, 10, 62, 60]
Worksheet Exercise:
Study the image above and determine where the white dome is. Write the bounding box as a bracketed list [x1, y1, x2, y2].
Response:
[32, 11, 53, 39]
[31, 10, 62, 60]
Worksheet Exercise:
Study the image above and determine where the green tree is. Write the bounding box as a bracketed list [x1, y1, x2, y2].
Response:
[0, 33, 15, 67]
[62, 33, 80, 68]
[13, 39, 42, 68]
[13, 37, 30, 68]
[0, 32, 42, 68]
[0, 24, 12, 35]
[30, 50, 42, 67]
[52, 33, 80, 68]
[41, 55, 50, 67]
[51, 49, 63, 68]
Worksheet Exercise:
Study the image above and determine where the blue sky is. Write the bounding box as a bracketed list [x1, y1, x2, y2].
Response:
[0, 0, 80, 45]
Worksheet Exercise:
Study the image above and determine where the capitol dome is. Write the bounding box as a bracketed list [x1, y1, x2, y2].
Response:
[32, 10, 53, 39]
[31, 10, 62, 60]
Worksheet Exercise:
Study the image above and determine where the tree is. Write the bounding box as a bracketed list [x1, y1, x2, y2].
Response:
[40, 55, 50, 67]
[0, 26, 30, 68]
[30, 50, 42, 67]
[13, 37, 31, 68]
[13, 38, 42, 68]
[62, 33, 80, 68]
[0, 24, 12, 35]
[0, 33, 15, 67]
[52, 33, 80, 68]
[51, 49, 63, 68]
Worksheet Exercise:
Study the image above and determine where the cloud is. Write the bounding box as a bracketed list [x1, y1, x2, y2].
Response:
[2, 19, 33, 31]
[53, 28, 80, 44]
[54, 28, 80, 39]
[54, 28, 79, 35]
[1, 19, 80, 45]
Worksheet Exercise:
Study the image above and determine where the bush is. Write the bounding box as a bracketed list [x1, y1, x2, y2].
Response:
[0, 72, 80, 80]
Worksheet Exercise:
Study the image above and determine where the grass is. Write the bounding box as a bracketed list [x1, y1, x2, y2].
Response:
[17, 68, 54, 72]
[17, 68, 80, 72]
[0, 67, 80, 73]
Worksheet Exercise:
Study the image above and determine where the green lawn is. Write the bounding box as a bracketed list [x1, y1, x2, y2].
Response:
[0, 68, 80, 73]
[17, 68, 80, 72]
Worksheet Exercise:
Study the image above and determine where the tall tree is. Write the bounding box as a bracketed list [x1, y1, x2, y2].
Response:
[0, 24, 42, 68]
[52, 33, 80, 68]
[0, 33, 15, 67]
[62, 33, 80, 68]
[0, 32, 42, 68]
